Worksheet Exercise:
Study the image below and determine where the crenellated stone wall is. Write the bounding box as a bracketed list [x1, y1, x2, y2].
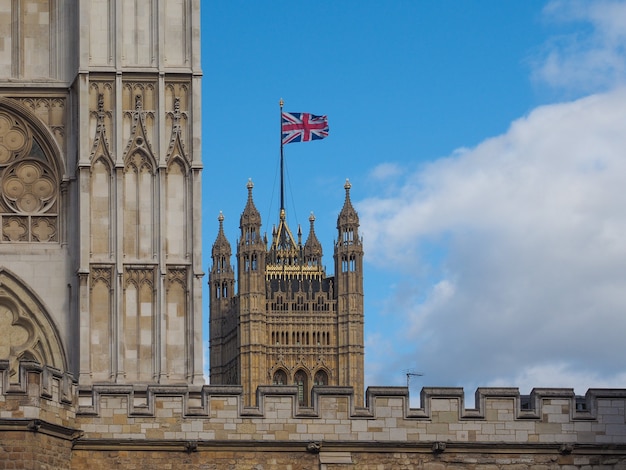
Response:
[2, 362, 626, 469]
[73, 384, 626, 445]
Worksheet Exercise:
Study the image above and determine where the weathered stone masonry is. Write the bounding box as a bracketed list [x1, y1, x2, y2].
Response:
[2, 362, 626, 468]
[1, 1, 626, 468]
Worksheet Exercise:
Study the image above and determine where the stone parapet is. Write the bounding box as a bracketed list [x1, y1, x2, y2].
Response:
[72, 383, 626, 445]
[0, 362, 80, 469]
[0, 361, 77, 428]
[2, 363, 626, 468]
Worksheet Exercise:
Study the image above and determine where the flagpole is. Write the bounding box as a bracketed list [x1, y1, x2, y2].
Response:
[279, 98, 285, 212]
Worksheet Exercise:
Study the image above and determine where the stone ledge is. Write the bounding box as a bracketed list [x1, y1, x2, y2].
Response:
[70, 438, 626, 455]
[0, 418, 82, 440]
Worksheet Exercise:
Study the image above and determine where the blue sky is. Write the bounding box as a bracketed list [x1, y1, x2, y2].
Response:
[201, 1, 626, 402]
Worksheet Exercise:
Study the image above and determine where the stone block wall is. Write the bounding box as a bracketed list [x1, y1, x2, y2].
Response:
[1, 363, 626, 468]
[0, 431, 73, 470]
[0, 362, 78, 469]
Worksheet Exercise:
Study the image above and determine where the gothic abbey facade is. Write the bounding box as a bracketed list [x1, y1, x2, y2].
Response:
[209, 180, 365, 407]
[1, 1, 626, 469]
[0, 0, 204, 388]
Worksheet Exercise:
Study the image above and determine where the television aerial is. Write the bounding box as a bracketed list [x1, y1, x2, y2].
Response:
[404, 369, 424, 388]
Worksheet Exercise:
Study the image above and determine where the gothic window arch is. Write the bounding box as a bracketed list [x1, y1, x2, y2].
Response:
[314, 370, 328, 386]
[90, 157, 113, 257]
[0, 104, 61, 243]
[349, 254, 356, 272]
[0, 268, 67, 379]
[215, 283, 221, 299]
[165, 157, 188, 260]
[273, 369, 287, 385]
[123, 150, 155, 259]
[294, 369, 309, 406]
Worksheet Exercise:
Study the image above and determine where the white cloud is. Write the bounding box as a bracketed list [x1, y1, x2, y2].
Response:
[359, 88, 626, 396]
[369, 162, 403, 181]
[487, 363, 626, 396]
[533, 0, 626, 93]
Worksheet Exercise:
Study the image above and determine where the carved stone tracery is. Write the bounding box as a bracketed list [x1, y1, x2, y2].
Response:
[0, 269, 67, 379]
[0, 106, 59, 243]
[166, 267, 187, 290]
[124, 267, 155, 290]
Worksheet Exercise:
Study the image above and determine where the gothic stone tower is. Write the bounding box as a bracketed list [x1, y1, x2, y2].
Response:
[209, 180, 365, 406]
[0, 0, 203, 388]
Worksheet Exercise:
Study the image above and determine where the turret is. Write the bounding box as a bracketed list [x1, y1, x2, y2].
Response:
[304, 212, 323, 268]
[237, 180, 267, 405]
[333, 179, 365, 405]
[210, 212, 234, 300]
[238, 179, 266, 293]
[209, 212, 235, 384]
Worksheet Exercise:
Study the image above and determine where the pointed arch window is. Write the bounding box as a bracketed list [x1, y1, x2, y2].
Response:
[342, 228, 354, 245]
[314, 370, 328, 386]
[294, 369, 308, 406]
[245, 227, 257, 245]
[273, 370, 287, 385]
[0, 110, 60, 243]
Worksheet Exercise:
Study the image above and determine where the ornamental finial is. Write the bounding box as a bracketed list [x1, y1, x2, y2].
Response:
[279, 98, 284, 108]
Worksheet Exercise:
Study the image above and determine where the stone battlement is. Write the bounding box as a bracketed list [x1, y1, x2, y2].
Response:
[3, 363, 626, 468]
[0, 361, 76, 426]
[74, 384, 626, 446]
[0, 361, 626, 444]
[3, 362, 626, 447]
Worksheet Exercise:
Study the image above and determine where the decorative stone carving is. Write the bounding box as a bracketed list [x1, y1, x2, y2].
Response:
[124, 266, 154, 289]
[14, 98, 66, 155]
[2, 216, 28, 242]
[122, 83, 156, 160]
[0, 269, 67, 378]
[31, 217, 57, 242]
[90, 266, 113, 289]
[165, 82, 191, 163]
[0, 106, 59, 243]
[2, 161, 56, 213]
[89, 86, 113, 163]
[166, 267, 187, 290]
[0, 111, 30, 164]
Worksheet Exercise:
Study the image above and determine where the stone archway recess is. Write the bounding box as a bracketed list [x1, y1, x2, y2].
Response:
[0, 268, 68, 379]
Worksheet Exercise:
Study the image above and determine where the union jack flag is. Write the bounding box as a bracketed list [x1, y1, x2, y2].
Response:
[281, 112, 329, 145]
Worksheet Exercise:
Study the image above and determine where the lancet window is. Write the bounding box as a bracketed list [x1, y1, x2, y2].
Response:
[294, 370, 308, 406]
[314, 370, 328, 386]
[273, 370, 287, 385]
